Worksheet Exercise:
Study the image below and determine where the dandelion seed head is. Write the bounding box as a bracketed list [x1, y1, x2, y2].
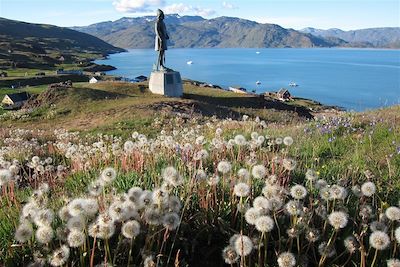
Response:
[128, 187, 143, 203]
[49, 245, 70, 267]
[385, 206, 400, 221]
[255, 215, 274, 232]
[15, 222, 33, 243]
[233, 182, 250, 197]
[283, 136, 294, 146]
[234, 235, 253, 256]
[285, 200, 302, 216]
[67, 215, 86, 231]
[0, 169, 12, 185]
[121, 220, 141, 239]
[252, 164, 266, 179]
[35, 225, 53, 244]
[318, 241, 336, 258]
[162, 212, 180, 231]
[217, 161, 231, 174]
[370, 220, 388, 233]
[329, 185, 348, 200]
[67, 230, 85, 247]
[395, 227, 400, 244]
[305, 169, 318, 182]
[207, 175, 220, 186]
[33, 209, 54, 227]
[195, 169, 207, 181]
[315, 179, 328, 190]
[222, 246, 239, 264]
[124, 140, 134, 152]
[290, 185, 307, 200]
[328, 211, 349, 230]
[253, 196, 271, 213]
[100, 167, 117, 184]
[305, 228, 320, 243]
[387, 259, 400, 267]
[237, 168, 250, 181]
[361, 181, 376, 197]
[277, 252, 296, 267]
[234, 135, 246, 146]
[369, 231, 390, 250]
[282, 158, 297, 171]
[245, 207, 261, 225]
[344, 236, 359, 253]
[144, 208, 162, 226]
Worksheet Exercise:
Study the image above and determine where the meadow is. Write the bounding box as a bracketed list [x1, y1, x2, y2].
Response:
[0, 82, 399, 267]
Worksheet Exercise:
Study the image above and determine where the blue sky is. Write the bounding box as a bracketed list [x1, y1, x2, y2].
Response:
[1, 0, 399, 30]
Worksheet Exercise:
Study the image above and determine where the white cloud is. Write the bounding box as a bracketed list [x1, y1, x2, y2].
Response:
[113, 0, 165, 13]
[222, 1, 236, 9]
[164, 3, 215, 17]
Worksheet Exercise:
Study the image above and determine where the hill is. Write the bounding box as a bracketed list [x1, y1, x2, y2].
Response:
[0, 17, 125, 69]
[72, 14, 346, 49]
[301, 27, 400, 48]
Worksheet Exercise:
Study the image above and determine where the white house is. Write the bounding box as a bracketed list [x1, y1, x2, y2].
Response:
[1, 92, 30, 109]
[89, 77, 98, 84]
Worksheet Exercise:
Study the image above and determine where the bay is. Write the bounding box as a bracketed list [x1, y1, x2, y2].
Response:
[95, 48, 400, 111]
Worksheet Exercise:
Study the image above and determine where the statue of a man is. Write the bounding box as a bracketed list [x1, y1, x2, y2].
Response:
[155, 9, 169, 70]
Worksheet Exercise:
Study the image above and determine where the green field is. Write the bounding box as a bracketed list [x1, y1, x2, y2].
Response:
[0, 81, 399, 267]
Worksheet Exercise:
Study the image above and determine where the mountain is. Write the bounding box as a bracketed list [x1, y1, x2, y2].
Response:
[73, 14, 346, 49]
[301, 27, 400, 48]
[0, 17, 125, 69]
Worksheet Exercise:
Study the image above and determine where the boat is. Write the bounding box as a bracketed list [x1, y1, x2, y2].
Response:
[256, 51, 261, 54]
[256, 81, 261, 85]
[187, 61, 193, 65]
[289, 82, 298, 87]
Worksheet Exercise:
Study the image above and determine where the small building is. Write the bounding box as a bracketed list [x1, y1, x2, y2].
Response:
[277, 88, 292, 101]
[1, 92, 30, 109]
[89, 77, 98, 84]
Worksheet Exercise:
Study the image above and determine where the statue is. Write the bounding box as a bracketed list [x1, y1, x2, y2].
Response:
[148, 9, 183, 97]
[155, 9, 169, 71]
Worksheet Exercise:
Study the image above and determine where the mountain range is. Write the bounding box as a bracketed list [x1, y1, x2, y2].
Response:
[72, 14, 399, 49]
[300, 27, 400, 48]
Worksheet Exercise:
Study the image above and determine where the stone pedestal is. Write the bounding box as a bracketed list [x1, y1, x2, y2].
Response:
[149, 70, 183, 97]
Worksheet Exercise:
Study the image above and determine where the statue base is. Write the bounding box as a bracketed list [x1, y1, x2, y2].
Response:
[149, 70, 183, 97]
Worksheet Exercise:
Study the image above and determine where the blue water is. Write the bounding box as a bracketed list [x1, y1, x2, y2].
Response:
[96, 48, 400, 111]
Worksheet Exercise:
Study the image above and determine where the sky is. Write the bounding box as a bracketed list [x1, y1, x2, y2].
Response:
[0, 0, 399, 30]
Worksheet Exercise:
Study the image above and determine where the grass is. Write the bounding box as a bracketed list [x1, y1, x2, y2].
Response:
[0, 81, 399, 266]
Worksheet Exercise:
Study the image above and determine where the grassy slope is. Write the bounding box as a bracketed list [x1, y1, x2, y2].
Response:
[1, 81, 320, 133]
[0, 82, 399, 265]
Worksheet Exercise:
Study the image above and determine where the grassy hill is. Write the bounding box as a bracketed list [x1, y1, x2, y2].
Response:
[0, 81, 399, 266]
[0, 81, 330, 133]
[0, 17, 125, 70]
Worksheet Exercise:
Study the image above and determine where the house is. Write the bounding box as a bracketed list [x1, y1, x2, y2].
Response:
[89, 77, 98, 84]
[276, 88, 292, 101]
[1, 92, 30, 109]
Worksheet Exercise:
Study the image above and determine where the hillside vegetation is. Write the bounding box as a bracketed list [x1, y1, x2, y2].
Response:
[0, 18, 124, 70]
[0, 82, 399, 266]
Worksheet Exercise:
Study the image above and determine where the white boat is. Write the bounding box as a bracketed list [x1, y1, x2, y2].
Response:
[289, 82, 298, 87]
[187, 61, 193, 65]
[256, 81, 261, 85]
[256, 51, 261, 54]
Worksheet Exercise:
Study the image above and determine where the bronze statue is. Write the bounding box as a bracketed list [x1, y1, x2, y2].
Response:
[155, 9, 169, 71]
